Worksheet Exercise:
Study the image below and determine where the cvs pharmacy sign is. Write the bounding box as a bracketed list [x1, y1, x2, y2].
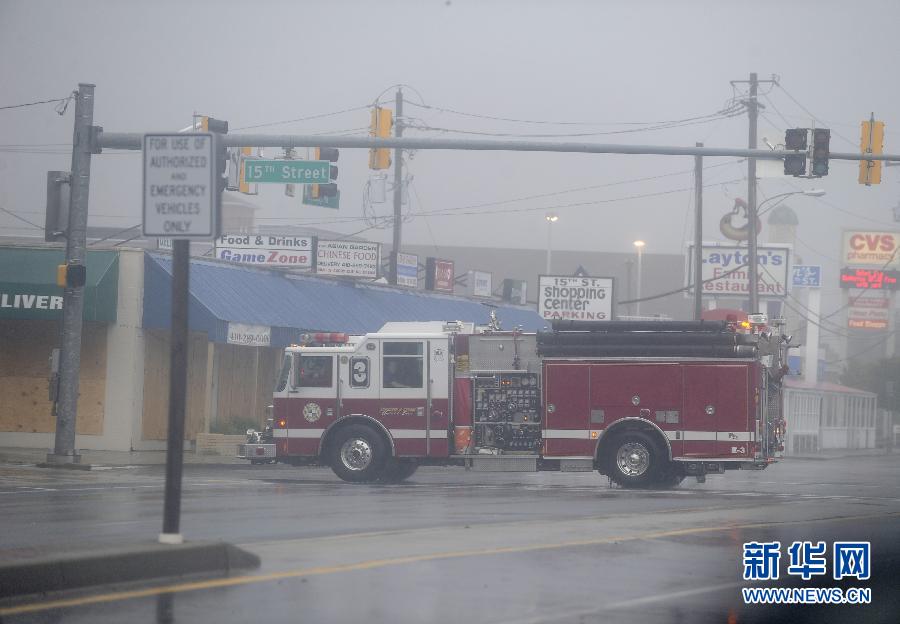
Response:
[842, 230, 900, 269]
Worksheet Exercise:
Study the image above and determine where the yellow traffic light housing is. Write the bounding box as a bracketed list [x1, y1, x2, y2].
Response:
[369, 107, 393, 170]
[859, 116, 885, 185]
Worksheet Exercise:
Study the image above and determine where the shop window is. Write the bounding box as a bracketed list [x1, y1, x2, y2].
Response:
[383, 342, 423, 389]
[295, 355, 333, 388]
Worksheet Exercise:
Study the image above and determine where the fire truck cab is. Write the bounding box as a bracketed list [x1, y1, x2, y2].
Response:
[241, 318, 788, 488]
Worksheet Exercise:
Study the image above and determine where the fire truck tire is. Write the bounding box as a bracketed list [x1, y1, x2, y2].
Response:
[379, 459, 419, 483]
[657, 467, 685, 488]
[603, 431, 666, 489]
[328, 424, 389, 483]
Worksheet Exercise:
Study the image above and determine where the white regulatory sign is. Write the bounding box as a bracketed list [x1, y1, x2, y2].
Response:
[143, 133, 217, 238]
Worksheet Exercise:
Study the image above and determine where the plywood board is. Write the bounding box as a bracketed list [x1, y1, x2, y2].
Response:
[0, 320, 105, 434]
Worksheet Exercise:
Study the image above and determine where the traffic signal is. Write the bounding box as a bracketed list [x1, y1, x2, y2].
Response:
[859, 118, 885, 185]
[784, 128, 808, 151]
[56, 263, 86, 288]
[783, 129, 808, 177]
[811, 128, 830, 177]
[200, 118, 229, 193]
[369, 107, 393, 170]
[311, 147, 339, 199]
[200, 116, 229, 134]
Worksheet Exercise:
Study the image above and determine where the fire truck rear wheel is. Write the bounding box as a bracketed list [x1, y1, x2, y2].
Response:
[329, 425, 389, 483]
[604, 431, 665, 489]
[379, 459, 419, 483]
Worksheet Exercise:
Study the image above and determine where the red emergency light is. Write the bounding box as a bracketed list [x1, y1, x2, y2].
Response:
[299, 332, 349, 345]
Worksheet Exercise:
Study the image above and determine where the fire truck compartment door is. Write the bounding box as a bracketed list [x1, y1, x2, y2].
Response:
[682, 364, 751, 459]
[589, 363, 683, 457]
[544, 363, 592, 456]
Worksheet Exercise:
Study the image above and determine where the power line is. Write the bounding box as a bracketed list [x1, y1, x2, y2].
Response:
[0, 205, 43, 230]
[411, 107, 745, 139]
[231, 104, 372, 131]
[404, 99, 744, 127]
[417, 178, 743, 219]
[773, 84, 857, 148]
[0, 95, 72, 111]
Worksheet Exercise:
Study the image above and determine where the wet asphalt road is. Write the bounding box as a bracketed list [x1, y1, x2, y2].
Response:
[1, 454, 899, 624]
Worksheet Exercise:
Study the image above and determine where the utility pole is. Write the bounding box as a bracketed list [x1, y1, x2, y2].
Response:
[731, 73, 776, 314]
[693, 142, 703, 320]
[746, 73, 760, 314]
[48, 83, 96, 465]
[390, 88, 404, 284]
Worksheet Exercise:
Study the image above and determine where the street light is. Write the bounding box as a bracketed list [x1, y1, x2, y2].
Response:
[748, 189, 826, 313]
[633, 240, 645, 316]
[545, 213, 559, 274]
[758, 189, 826, 217]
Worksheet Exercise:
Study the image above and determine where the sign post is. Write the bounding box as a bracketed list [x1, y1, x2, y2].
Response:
[143, 132, 219, 545]
[793, 265, 822, 385]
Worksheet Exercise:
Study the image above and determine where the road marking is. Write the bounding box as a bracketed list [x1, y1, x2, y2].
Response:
[2, 509, 899, 617]
[499, 581, 749, 624]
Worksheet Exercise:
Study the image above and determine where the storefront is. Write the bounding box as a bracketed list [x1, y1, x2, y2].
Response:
[0, 245, 135, 450]
[2, 246, 544, 452]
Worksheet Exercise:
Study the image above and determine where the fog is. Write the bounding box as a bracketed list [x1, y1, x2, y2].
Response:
[1, 0, 898, 334]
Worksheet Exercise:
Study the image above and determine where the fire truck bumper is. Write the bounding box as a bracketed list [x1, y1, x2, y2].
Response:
[740, 458, 775, 470]
[237, 443, 276, 460]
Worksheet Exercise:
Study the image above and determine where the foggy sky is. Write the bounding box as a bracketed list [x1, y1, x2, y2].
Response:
[2, 0, 898, 324]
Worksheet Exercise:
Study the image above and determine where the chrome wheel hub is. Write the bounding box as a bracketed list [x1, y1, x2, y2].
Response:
[616, 442, 650, 476]
[340, 438, 373, 471]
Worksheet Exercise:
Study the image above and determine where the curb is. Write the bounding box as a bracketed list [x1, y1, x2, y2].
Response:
[0, 541, 260, 599]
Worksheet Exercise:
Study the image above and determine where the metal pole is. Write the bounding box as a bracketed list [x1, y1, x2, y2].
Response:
[546, 219, 552, 274]
[747, 72, 760, 314]
[48, 83, 95, 465]
[160, 239, 190, 544]
[390, 88, 404, 285]
[804, 287, 821, 385]
[99, 131, 900, 163]
[693, 142, 703, 320]
[635, 246, 643, 316]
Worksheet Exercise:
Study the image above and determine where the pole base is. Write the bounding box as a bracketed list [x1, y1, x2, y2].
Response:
[158, 533, 184, 545]
[45, 452, 82, 464]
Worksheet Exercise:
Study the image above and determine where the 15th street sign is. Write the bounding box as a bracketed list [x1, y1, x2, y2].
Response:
[244, 159, 330, 184]
[792, 265, 822, 288]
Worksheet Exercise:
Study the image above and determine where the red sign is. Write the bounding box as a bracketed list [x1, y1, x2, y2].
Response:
[839, 268, 899, 290]
[426, 257, 455, 293]
[848, 295, 890, 330]
[842, 230, 900, 268]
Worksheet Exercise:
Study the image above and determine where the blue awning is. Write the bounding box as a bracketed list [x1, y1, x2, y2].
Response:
[143, 253, 546, 346]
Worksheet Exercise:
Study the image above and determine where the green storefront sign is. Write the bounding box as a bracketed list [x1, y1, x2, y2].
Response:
[0, 247, 119, 321]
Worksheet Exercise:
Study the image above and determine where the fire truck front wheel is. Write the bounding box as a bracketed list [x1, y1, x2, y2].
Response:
[604, 431, 665, 489]
[328, 425, 389, 483]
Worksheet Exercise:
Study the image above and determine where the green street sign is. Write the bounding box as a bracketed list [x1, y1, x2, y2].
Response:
[302, 185, 340, 209]
[243, 159, 330, 184]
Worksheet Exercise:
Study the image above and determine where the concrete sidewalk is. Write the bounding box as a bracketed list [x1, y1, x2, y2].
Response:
[0, 446, 247, 467]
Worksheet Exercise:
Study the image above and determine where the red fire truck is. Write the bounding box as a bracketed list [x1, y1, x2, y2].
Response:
[240, 317, 788, 488]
